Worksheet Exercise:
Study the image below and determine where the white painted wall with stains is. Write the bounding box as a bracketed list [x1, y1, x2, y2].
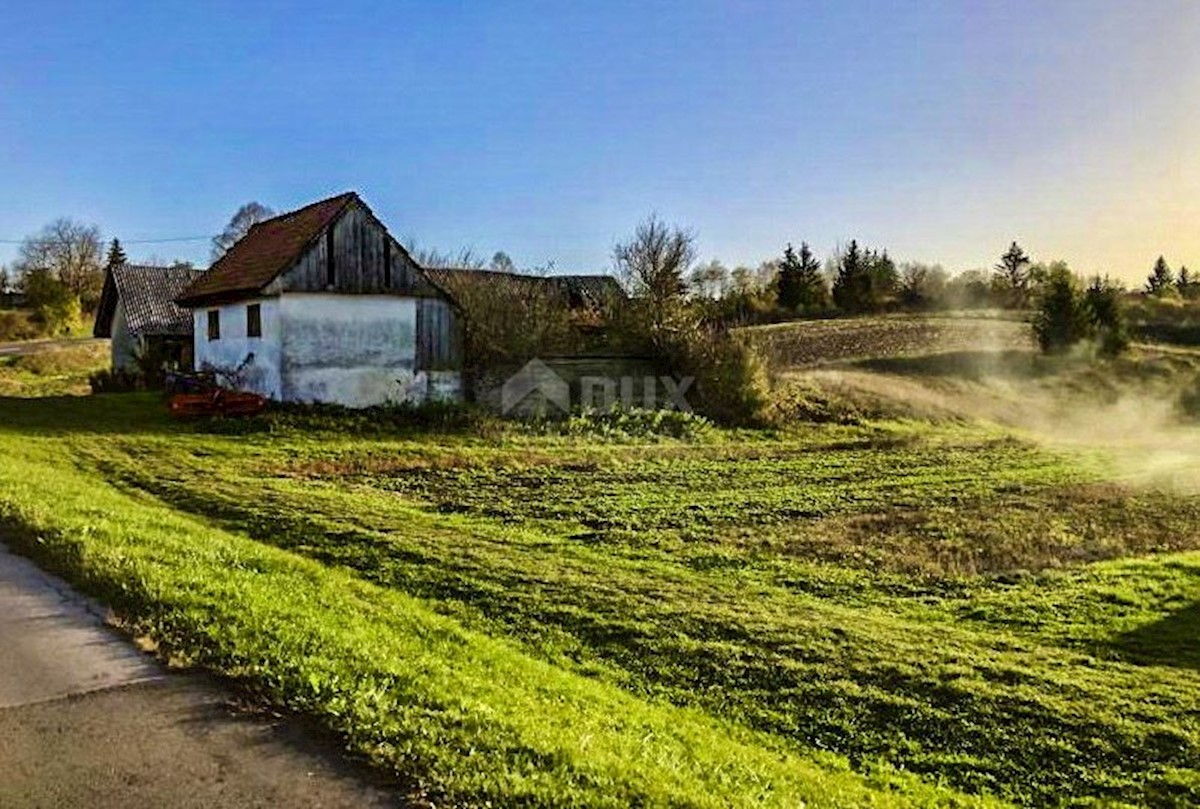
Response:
[193, 297, 283, 399]
[193, 293, 461, 408]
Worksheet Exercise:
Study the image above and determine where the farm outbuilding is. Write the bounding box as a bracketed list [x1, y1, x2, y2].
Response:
[175, 192, 462, 408]
[94, 263, 205, 374]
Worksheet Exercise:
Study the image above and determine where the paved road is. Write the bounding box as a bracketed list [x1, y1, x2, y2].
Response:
[0, 544, 403, 808]
[0, 338, 105, 358]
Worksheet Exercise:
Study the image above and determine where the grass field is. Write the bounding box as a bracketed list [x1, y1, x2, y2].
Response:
[0, 340, 107, 397]
[1, 322, 1198, 806]
[740, 314, 1032, 370]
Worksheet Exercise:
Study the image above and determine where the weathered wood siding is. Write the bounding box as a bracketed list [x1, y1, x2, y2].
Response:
[275, 203, 420, 295]
[415, 297, 461, 370]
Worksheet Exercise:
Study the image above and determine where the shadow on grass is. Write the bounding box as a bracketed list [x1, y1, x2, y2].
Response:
[1112, 602, 1200, 671]
[0, 394, 181, 437]
[848, 350, 1047, 381]
[0, 392, 498, 440]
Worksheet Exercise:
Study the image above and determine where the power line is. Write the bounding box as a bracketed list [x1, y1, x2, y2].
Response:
[0, 235, 214, 244]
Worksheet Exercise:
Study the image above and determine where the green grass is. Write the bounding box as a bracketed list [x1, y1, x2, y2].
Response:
[0, 340, 107, 396]
[0, 388, 1198, 806]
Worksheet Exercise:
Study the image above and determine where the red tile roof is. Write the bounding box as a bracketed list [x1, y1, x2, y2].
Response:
[177, 192, 356, 306]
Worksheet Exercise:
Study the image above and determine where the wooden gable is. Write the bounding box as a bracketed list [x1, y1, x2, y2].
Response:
[269, 199, 429, 296]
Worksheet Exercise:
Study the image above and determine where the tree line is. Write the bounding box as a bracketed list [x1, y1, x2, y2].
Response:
[0, 203, 270, 336]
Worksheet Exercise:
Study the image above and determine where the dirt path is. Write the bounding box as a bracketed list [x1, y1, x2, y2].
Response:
[0, 544, 404, 808]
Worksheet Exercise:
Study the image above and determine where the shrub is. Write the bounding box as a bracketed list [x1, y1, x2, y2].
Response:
[432, 270, 580, 369]
[89, 369, 143, 394]
[204, 399, 498, 437]
[552, 406, 713, 440]
[0, 310, 42, 341]
[663, 325, 772, 427]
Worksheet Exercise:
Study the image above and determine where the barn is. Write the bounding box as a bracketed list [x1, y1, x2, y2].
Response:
[175, 192, 462, 407]
[94, 263, 205, 375]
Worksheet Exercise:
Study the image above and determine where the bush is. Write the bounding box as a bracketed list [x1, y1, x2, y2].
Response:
[202, 399, 498, 437]
[88, 369, 143, 394]
[552, 406, 713, 440]
[0, 310, 43, 342]
[663, 326, 772, 427]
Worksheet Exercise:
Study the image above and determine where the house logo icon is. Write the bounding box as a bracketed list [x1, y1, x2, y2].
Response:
[501, 359, 571, 414]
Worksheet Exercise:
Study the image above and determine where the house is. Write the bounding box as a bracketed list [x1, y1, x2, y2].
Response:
[94, 263, 205, 374]
[175, 192, 462, 408]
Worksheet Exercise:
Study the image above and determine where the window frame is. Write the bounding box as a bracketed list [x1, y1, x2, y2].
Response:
[246, 303, 262, 338]
[207, 309, 220, 341]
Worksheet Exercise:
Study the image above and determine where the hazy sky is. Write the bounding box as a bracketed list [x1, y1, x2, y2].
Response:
[1, 1, 1197, 283]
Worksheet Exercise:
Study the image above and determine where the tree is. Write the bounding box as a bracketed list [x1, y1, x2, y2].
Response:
[864, 248, 898, 307]
[613, 214, 696, 344]
[211, 202, 275, 260]
[776, 244, 804, 311]
[688, 259, 728, 299]
[105, 238, 128, 269]
[1177, 266, 1196, 299]
[994, 241, 1032, 308]
[1146, 256, 1174, 295]
[794, 243, 828, 311]
[401, 238, 485, 269]
[832, 240, 872, 313]
[898, 262, 948, 309]
[776, 242, 827, 313]
[1031, 262, 1127, 357]
[1083, 275, 1128, 357]
[944, 269, 994, 309]
[20, 266, 81, 334]
[13, 218, 105, 311]
[1032, 263, 1089, 354]
[489, 251, 517, 273]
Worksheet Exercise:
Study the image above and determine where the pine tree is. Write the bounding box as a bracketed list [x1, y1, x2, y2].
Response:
[105, 238, 128, 269]
[794, 242, 828, 311]
[1084, 276, 1128, 357]
[865, 249, 897, 308]
[776, 243, 803, 311]
[1177, 265, 1193, 297]
[994, 241, 1031, 308]
[832, 240, 871, 313]
[1032, 264, 1088, 354]
[1145, 256, 1174, 295]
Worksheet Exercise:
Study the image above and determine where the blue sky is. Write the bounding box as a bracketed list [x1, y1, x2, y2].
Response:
[1, 1, 1197, 282]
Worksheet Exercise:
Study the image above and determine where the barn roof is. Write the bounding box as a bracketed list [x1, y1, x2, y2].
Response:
[425, 268, 624, 310]
[94, 264, 205, 339]
[554, 274, 625, 308]
[176, 192, 357, 306]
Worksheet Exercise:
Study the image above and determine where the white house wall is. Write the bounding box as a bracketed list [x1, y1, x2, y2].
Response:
[192, 298, 282, 399]
[278, 293, 433, 408]
[110, 300, 139, 373]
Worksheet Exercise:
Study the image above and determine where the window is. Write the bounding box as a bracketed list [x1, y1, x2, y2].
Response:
[246, 303, 262, 338]
[207, 310, 220, 341]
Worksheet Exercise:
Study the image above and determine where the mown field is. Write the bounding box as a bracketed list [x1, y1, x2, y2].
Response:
[740, 313, 1032, 369]
[0, 322, 1199, 806]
